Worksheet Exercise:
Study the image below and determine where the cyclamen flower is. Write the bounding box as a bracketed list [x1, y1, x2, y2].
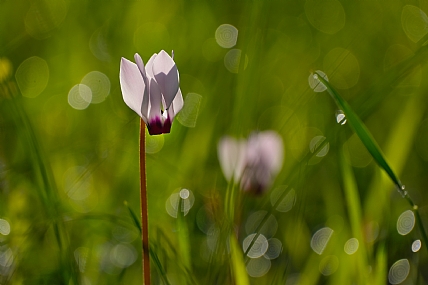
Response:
[218, 131, 284, 195]
[119, 50, 184, 135]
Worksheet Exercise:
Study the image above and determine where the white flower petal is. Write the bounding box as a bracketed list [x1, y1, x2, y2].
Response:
[166, 88, 183, 123]
[252, 131, 284, 174]
[134, 53, 147, 79]
[152, 50, 179, 109]
[119, 57, 146, 121]
[218, 137, 246, 182]
[134, 53, 150, 120]
[148, 77, 162, 123]
[145, 53, 157, 78]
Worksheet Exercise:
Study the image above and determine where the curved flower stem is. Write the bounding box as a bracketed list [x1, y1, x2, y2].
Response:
[140, 119, 151, 285]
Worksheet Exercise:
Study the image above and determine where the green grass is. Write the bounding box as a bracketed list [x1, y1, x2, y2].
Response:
[1, 0, 428, 284]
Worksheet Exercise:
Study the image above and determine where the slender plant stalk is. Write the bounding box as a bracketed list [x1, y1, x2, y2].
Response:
[140, 119, 151, 285]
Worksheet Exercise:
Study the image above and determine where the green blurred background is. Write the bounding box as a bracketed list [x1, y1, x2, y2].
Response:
[1, 0, 428, 284]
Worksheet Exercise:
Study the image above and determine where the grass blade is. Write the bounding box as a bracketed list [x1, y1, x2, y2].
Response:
[315, 72, 403, 190]
[229, 234, 250, 285]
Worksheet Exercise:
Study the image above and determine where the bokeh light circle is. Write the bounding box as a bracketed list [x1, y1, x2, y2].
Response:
[309, 136, 329, 157]
[311, 227, 333, 255]
[388, 259, 410, 284]
[68, 84, 92, 110]
[305, 0, 345, 34]
[0, 219, 11, 235]
[15, 56, 49, 98]
[224, 49, 248, 73]
[323, 48, 360, 89]
[177, 93, 203, 128]
[0, 247, 14, 267]
[401, 5, 428, 43]
[215, 24, 238, 48]
[246, 257, 271, 278]
[264, 238, 282, 260]
[80, 71, 110, 104]
[319, 255, 339, 276]
[165, 188, 195, 218]
[396, 210, 415, 235]
[344, 238, 359, 255]
[245, 211, 278, 238]
[270, 186, 296, 213]
[243, 233, 269, 258]
[110, 243, 137, 268]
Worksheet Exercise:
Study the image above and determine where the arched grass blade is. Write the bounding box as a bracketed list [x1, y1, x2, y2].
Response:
[315, 72, 428, 250]
[314, 72, 403, 191]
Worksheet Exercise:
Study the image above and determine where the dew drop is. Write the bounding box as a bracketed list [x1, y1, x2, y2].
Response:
[412, 239, 421, 252]
[308, 70, 328, 92]
[336, 110, 347, 125]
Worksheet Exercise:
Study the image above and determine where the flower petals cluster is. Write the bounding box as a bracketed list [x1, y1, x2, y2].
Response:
[218, 131, 284, 195]
[119, 50, 183, 135]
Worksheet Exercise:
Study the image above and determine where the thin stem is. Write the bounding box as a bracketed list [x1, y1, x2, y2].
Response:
[140, 119, 151, 285]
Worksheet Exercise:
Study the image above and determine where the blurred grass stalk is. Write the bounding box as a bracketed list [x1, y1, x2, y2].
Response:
[139, 119, 151, 285]
[5, 82, 78, 284]
[315, 72, 428, 249]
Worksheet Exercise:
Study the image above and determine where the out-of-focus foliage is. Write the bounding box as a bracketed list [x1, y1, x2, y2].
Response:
[1, 0, 428, 284]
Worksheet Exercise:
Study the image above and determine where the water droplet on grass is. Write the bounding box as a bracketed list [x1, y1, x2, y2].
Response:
[412, 239, 421, 252]
[308, 70, 328, 92]
[336, 110, 347, 125]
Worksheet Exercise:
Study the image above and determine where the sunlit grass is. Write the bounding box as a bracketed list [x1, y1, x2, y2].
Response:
[1, 0, 428, 284]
